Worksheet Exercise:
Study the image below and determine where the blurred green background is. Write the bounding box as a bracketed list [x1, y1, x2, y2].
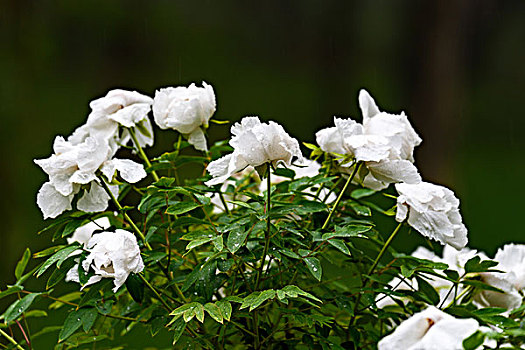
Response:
[0, 0, 524, 344]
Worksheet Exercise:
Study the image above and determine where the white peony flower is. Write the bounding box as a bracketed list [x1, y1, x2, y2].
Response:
[474, 244, 525, 310]
[153, 82, 216, 151]
[395, 182, 468, 249]
[67, 217, 112, 247]
[77, 89, 154, 151]
[66, 229, 144, 292]
[316, 89, 422, 190]
[205, 117, 304, 186]
[35, 134, 146, 219]
[493, 244, 525, 291]
[378, 306, 479, 350]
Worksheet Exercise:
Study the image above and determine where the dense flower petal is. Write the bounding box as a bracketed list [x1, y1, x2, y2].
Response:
[205, 117, 303, 186]
[153, 82, 215, 151]
[378, 306, 479, 350]
[81, 229, 144, 292]
[316, 90, 422, 190]
[395, 182, 468, 249]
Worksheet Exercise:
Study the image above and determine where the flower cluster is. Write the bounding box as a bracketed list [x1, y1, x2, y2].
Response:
[9, 83, 521, 349]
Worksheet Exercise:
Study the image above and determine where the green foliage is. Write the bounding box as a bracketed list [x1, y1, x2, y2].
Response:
[1, 137, 523, 350]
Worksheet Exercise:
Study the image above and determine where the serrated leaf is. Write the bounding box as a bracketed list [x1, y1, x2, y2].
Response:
[15, 248, 31, 280]
[166, 202, 202, 216]
[3, 293, 41, 323]
[281, 285, 322, 303]
[204, 303, 223, 324]
[304, 257, 322, 281]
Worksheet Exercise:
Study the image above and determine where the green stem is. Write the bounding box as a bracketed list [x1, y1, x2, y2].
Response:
[255, 166, 272, 291]
[0, 329, 25, 350]
[138, 273, 172, 311]
[99, 176, 152, 250]
[128, 127, 160, 182]
[218, 192, 231, 216]
[321, 162, 362, 230]
[366, 222, 403, 279]
[349, 221, 403, 329]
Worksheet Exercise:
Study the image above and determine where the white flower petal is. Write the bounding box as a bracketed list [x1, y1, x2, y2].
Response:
[77, 182, 114, 213]
[187, 127, 208, 152]
[494, 244, 525, 291]
[67, 217, 111, 247]
[37, 182, 74, 219]
[378, 307, 478, 350]
[101, 159, 146, 183]
[358, 89, 381, 121]
[206, 117, 303, 186]
[395, 182, 468, 249]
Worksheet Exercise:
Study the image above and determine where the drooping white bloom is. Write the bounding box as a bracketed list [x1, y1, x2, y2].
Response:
[67, 217, 112, 247]
[395, 182, 468, 249]
[316, 90, 422, 190]
[378, 306, 479, 350]
[474, 244, 525, 310]
[35, 134, 146, 219]
[67, 229, 144, 292]
[205, 117, 304, 186]
[153, 82, 216, 151]
[74, 89, 154, 151]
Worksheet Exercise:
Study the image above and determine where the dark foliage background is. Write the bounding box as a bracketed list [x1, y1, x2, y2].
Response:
[1, 0, 524, 328]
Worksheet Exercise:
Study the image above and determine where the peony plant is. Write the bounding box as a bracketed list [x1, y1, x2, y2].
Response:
[1, 83, 524, 349]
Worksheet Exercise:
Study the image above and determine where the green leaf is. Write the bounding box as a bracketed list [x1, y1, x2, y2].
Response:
[204, 303, 223, 324]
[59, 310, 83, 342]
[36, 245, 80, 277]
[33, 245, 65, 258]
[166, 202, 202, 216]
[281, 285, 322, 303]
[3, 292, 41, 323]
[81, 308, 98, 332]
[125, 273, 144, 303]
[327, 239, 351, 255]
[46, 260, 74, 290]
[216, 300, 232, 322]
[226, 229, 249, 254]
[416, 276, 440, 305]
[303, 257, 322, 281]
[462, 330, 485, 350]
[212, 235, 224, 251]
[350, 188, 376, 199]
[171, 318, 187, 345]
[348, 202, 371, 216]
[273, 167, 295, 178]
[322, 224, 372, 240]
[194, 303, 205, 323]
[15, 248, 31, 280]
[0, 285, 23, 299]
[186, 237, 214, 250]
[464, 256, 499, 273]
